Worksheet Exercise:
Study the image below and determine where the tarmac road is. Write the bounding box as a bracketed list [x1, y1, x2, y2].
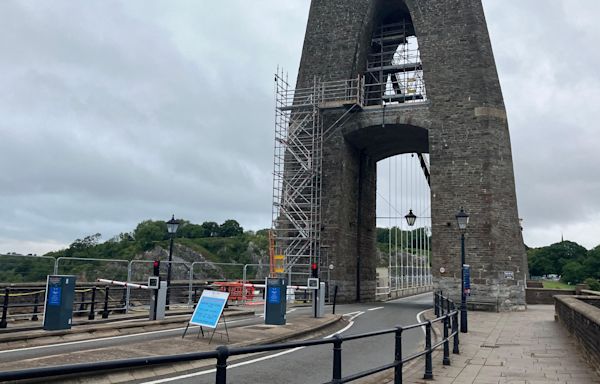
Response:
[136, 292, 433, 384]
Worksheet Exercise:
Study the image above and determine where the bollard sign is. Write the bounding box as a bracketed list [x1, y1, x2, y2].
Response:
[267, 286, 281, 304]
[48, 285, 62, 306]
[462, 265, 471, 287]
[43, 275, 76, 331]
[463, 265, 471, 296]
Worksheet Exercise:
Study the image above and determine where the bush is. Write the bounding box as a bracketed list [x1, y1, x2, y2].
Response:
[583, 278, 600, 292]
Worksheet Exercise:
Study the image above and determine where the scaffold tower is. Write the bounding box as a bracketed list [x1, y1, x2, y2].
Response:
[271, 70, 363, 285]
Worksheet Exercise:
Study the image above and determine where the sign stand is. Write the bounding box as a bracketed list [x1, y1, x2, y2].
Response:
[183, 290, 230, 344]
[184, 314, 229, 344]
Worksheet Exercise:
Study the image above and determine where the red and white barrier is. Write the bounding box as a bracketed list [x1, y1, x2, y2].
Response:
[97, 279, 150, 290]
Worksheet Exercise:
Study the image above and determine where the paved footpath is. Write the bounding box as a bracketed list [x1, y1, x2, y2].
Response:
[398, 305, 600, 384]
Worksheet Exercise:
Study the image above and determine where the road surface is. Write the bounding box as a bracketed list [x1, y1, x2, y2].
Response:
[136, 292, 432, 384]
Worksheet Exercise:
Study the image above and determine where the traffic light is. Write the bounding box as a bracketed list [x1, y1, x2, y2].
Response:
[311, 262, 318, 279]
[153, 260, 160, 277]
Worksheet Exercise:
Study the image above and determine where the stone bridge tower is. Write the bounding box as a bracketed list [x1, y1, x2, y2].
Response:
[274, 0, 527, 309]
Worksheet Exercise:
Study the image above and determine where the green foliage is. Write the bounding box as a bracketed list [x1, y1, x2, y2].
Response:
[376, 227, 432, 268]
[584, 278, 600, 291]
[528, 241, 600, 285]
[561, 261, 585, 284]
[134, 220, 168, 250]
[219, 220, 243, 237]
[527, 241, 588, 277]
[0, 218, 268, 284]
[201, 221, 220, 237]
[0, 256, 55, 283]
[376, 227, 431, 250]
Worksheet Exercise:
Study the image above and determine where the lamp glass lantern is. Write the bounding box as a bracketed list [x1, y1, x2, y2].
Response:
[405, 209, 417, 227]
[167, 215, 180, 234]
[455, 208, 469, 231]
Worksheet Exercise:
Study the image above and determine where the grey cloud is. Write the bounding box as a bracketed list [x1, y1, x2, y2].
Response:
[1, 0, 599, 253]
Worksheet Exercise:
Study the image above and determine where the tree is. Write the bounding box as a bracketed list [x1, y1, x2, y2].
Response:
[219, 220, 243, 237]
[201, 221, 220, 237]
[584, 246, 600, 280]
[528, 248, 555, 277]
[133, 220, 167, 250]
[70, 233, 102, 250]
[527, 241, 588, 277]
[561, 261, 585, 284]
[583, 278, 600, 291]
[178, 223, 205, 239]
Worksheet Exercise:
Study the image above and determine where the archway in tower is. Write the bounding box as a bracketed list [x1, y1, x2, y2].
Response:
[375, 153, 432, 298]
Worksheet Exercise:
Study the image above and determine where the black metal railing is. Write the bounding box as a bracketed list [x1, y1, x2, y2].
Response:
[434, 290, 456, 317]
[0, 293, 460, 383]
[0, 286, 128, 328]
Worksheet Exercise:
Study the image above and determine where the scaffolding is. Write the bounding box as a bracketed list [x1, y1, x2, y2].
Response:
[365, 18, 426, 106]
[271, 16, 428, 286]
[271, 71, 363, 285]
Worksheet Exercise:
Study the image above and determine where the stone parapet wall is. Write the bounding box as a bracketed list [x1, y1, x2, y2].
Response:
[437, 276, 526, 312]
[526, 288, 575, 305]
[554, 295, 600, 377]
[581, 289, 600, 296]
[376, 286, 432, 301]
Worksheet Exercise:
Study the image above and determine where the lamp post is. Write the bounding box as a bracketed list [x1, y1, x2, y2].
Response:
[166, 215, 180, 308]
[405, 209, 416, 287]
[455, 207, 469, 333]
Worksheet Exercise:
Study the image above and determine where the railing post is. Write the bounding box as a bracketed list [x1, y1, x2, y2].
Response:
[333, 286, 338, 315]
[89, 287, 96, 320]
[424, 320, 433, 380]
[1, 288, 10, 328]
[242, 264, 247, 304]
[188, 263, 193, 307]
[119, 288, 127, 313]
[434, 292, 439, 316]
[215, 346, 229, 384]
[31, 293, 40, 321]
[125, 261, 132, 314]
[443, 315, 451, 366]
[453, 311, 460, 355]
[332, 335, 343, 382]
[102, 286, 110, 319]
[79, 291, 86, 312]
[394, 326, 403, 384]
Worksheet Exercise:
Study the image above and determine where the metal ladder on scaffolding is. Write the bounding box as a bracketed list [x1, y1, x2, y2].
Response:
[271, 71, 363, 286]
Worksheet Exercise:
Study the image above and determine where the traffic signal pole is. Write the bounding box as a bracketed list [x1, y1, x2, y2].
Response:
[311, 263, 318, 318]
[152, 261, 160, 321]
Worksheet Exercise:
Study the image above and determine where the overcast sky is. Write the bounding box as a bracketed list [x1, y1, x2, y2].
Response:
[1, 0, 599, 255]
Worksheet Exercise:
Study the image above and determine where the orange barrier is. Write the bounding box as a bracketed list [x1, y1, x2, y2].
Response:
[212, 282, 255, 302]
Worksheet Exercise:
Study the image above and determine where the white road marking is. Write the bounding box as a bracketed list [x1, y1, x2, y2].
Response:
[142, 312, 367, 383]
[0, 317, 255, 355]
[347, 311, 365, 322]
[416, 309, 428, 335]
[367, 307, 384, 311]
[286, 308, 298, 314]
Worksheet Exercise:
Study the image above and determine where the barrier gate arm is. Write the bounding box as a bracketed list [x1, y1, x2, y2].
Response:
[211, 283, 311, 290]
[96, 279, 150, 290]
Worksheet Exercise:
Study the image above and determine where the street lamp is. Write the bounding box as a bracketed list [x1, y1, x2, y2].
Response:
[405, 210, 417, 287]
[166, 215, 180, 308]
[405, 209, 417, 227]
[455, 207, 469, 333]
